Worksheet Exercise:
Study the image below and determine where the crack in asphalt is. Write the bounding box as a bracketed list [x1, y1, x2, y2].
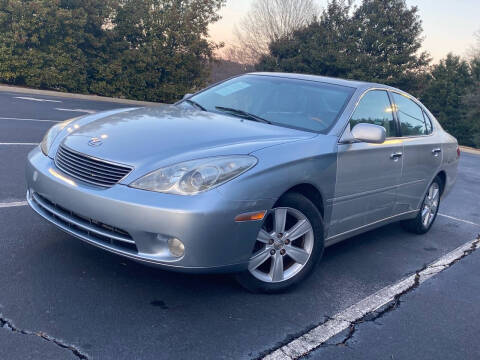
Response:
[0, 315, 88, 359]
[327, 272, 422, 349]
[319, 235, 480, 351]
[446, 237, 480, 266]
[262, 235, 480, 360]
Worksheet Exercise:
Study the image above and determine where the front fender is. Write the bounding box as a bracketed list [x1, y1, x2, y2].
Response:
[216, 134, 338, 225]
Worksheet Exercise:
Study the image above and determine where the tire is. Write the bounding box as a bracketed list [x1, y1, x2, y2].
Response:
[235, 192, 324, 293]
[401, 176, 442, 234]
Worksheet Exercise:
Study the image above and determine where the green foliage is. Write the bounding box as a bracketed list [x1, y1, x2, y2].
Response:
[420, 54, 479, 147]
[0, 0, 225, 102]
[258, 0, 355, 78]
[460, 57, 480, 147]
[257, 0, 430, 95]
[0, 0, 95, 91]
[351, 0, 430, 90]
[463, 86, 480, 147]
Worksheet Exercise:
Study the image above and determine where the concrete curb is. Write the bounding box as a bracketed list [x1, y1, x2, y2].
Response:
[0, 85, 161, 106]
[460, 146, 480, 155]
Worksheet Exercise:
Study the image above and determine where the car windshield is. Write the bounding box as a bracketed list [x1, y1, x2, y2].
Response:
[184, 75, 355, 133]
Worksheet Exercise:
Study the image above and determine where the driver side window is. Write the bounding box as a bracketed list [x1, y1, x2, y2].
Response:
[350, 90, 396, 137]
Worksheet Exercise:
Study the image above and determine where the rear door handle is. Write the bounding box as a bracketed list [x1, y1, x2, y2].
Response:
[390, 152, 403, 160]
[432, 148, 442, 156]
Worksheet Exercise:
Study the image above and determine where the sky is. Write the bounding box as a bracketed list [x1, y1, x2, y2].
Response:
[209, 0, 480, 62]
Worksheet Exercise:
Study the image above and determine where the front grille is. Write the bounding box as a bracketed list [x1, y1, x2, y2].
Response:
[55, 145, 133, 187]
[31, 192, 138, 253]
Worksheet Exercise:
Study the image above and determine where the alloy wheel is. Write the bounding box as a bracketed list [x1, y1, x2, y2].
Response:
[248, 207, 314, 283]
[422, 182, 440, 228]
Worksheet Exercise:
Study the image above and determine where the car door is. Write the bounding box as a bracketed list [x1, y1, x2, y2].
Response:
[328, 90, 403, 238]
[390, 92, 442, 213]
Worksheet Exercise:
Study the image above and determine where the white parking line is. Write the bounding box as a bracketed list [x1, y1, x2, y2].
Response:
[14, 96, 62, 103]
[438, 213, 480, 227]
[264, 236, 480, 360]
[0, 142, 39, 146]
[55, 108, 96, 114]
[0, 201, 28, 208]
[0, 116, 59, 122]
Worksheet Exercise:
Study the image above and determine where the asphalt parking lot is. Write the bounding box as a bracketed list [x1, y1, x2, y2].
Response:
[1, 89, 479, 360]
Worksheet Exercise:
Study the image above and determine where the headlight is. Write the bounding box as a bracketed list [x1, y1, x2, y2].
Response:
[40, 118, 79, 155]
[130, 156, 257, 195]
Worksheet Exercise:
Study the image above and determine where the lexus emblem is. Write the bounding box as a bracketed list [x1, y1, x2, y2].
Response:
[88, 137, 103, 147]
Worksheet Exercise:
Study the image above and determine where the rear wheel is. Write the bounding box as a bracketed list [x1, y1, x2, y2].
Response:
[235, 193, 324, 293]
[402, 177, 442, 234]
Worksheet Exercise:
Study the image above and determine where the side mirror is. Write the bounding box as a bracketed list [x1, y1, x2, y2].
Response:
[183, 93, 193, 100]
[351, 123, 386, 144]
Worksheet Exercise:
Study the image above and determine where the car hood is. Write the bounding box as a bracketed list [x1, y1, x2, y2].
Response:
[60, 106, 315, 169]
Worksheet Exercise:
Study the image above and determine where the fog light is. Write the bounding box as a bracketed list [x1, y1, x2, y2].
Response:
[168, 238, 185, 258]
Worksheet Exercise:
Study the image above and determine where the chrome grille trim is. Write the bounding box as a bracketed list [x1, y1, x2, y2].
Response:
[29, 191, 138, 253]
[59, 146, 129, 174]
[56, 150, 128, 176]
[55, 145, 133, 187]
[55, 157, 119, 183]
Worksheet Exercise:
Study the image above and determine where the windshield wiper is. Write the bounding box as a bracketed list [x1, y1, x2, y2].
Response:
[215, 106, 272, 124]
[185, 99, 207, 111]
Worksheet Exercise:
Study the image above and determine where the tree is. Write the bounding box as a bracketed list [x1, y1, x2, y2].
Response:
[257, 0, 355, 76]
[420, 54, 476, 146]
[0, 0, 226, 102]
[350, 0, 430, 92]
[461, 56, 480, 147]
[92, 0, 225, 102]
[229, 0, 319, 64]
[257, 0, 430, 96]
[462, 87, 480, 147]
[0, 0, 115, 92]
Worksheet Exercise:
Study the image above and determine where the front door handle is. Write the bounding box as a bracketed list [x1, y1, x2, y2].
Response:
[432, 148, 442, 156]
[390, 152, 403, 160]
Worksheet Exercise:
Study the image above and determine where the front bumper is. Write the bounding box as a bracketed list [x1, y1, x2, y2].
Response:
[26, 147, 272, 273]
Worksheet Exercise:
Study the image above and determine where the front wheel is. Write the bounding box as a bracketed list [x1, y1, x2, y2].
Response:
[401, 177, 442, 234]
[235, 192, 324, 293]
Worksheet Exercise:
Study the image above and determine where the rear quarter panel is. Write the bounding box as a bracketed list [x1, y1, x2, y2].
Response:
[440, 131, 459, 198]
[423, 108, 459, 198]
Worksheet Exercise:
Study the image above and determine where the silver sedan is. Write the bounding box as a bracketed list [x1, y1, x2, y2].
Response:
[26, 73, 459, 292]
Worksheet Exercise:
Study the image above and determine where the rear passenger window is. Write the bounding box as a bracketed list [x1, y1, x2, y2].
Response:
[423, 111, 433, 135]
[350, 90, 396, 137]
[392, 93, 429, 136]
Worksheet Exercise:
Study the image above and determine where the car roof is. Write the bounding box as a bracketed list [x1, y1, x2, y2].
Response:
[249, 72, 396, 91]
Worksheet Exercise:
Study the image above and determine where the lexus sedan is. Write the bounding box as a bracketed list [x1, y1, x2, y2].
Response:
[26, 73, 459, 292]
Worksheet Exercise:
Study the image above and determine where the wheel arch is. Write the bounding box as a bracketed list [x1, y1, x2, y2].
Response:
[275, 183, 325, 219]
[436, 170, 447, 195]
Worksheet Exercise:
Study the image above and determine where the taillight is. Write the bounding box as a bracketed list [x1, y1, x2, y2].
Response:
[457, 146, 461, 158]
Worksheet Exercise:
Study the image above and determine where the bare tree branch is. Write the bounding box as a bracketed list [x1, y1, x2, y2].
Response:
[468, 29, 480, 59]
[223, 0, 320, 64]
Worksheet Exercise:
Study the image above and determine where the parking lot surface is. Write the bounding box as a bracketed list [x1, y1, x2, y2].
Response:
[0, 90, 479, 359]
[308, 248, 480, 360]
